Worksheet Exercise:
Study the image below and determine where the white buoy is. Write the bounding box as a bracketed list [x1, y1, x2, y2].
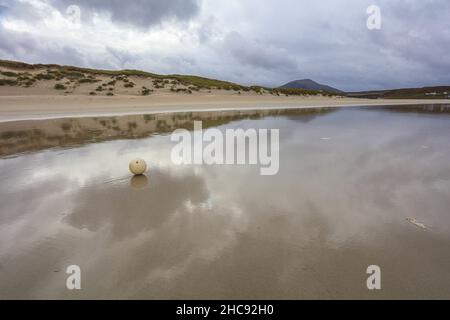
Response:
[129, 158, 147, 175]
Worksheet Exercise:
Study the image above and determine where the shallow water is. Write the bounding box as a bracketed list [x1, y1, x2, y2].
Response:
[0, 105, 449, 299]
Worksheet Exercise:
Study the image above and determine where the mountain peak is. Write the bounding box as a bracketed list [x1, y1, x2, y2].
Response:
[279, 79, 343, 94]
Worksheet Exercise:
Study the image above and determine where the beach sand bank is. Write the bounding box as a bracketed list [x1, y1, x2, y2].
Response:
[0, 93, 449, 122]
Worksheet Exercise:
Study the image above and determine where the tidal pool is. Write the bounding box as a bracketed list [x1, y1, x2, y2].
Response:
[0, 105, 449, 299]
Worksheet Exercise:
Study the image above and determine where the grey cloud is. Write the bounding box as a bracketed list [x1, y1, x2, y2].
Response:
[197, 16, 220, 44]
[105, 46, 141, 69]
[162, 56, 197, 73]
[0, 25, 84, 67]
[224, 31, 299, 73]
[371, 1, 450, 72]
[0, 26, 36, 57]
[51, 0, 201, 29]
[0, 5, 7, 15]
[0, 0, 47, 22]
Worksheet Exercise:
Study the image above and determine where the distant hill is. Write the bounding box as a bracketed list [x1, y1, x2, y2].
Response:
[347, 86, 450, 99]
[279, 79, 343, 94]
[280, 78, 450, 99]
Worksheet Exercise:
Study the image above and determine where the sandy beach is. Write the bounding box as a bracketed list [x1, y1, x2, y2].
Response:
[0, 93, 449, 122]
[2, 0, 450, 304]
[1, 105, 450, 299]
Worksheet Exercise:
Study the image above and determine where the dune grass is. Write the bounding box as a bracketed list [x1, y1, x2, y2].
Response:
[54, 83, 67, 90]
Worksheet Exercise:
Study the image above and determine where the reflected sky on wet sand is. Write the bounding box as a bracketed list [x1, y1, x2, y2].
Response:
[0, 106, 449, 299]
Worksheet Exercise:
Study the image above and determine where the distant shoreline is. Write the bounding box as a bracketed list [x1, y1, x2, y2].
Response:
[0, 94, 449, 123]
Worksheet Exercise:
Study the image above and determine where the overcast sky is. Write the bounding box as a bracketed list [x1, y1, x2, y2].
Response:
[0, 0, 449, 91]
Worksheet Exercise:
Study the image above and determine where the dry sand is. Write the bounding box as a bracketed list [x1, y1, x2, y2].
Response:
[0, 93, 449, 122]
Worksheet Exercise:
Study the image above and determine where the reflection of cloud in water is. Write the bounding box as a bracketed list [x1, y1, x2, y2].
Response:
[1, 106, 450, 299]
[65, 168, 209, 238]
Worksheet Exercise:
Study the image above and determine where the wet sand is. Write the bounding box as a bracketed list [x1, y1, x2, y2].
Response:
[0, 93, 449, 122]
[0, 105, 449, 299]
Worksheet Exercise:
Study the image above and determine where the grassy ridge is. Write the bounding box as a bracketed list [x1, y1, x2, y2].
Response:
[0, 59, 330, 96]
[2, 59, 449, 99]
